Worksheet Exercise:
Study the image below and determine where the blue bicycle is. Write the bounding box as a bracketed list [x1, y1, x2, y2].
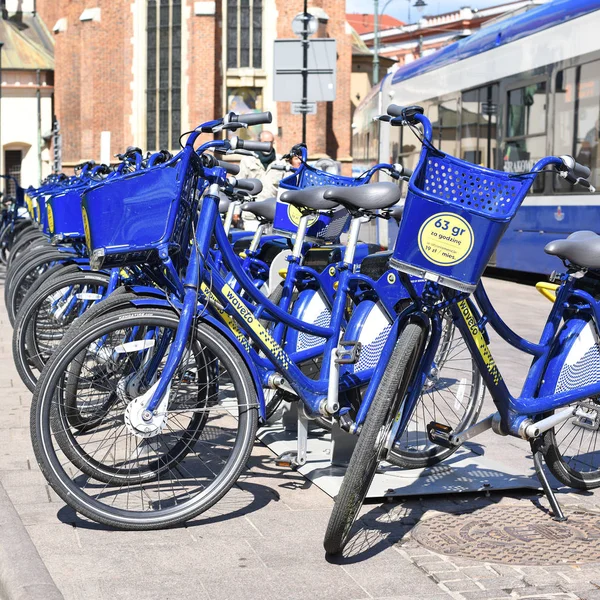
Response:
[323, 104, 599, 554]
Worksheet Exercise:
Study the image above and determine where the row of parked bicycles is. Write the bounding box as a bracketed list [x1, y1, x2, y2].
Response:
[2, 105, 600, 555]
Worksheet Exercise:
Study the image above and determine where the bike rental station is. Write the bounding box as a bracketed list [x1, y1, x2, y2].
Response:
[1, 0, 600, 572]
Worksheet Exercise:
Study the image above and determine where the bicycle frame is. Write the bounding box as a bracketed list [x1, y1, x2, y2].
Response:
[141, 181, 405, 421]
[388, 271, 600, 440]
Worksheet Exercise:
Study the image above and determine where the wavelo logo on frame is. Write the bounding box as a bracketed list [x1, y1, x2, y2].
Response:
[418, 212, 474, 266]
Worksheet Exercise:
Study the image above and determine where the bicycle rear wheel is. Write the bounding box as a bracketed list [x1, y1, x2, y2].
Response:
[324, 321, 426, 555]
[31, 307, 259, 529]
[541, 398, 600, 490]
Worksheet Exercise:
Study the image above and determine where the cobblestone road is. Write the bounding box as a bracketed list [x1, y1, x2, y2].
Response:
[0, 272, 599, 600]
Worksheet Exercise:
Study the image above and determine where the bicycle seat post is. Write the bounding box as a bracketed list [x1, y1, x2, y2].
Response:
[248, 222, 265, 254]
[291, 214, 312, 259]
[223, 200, 240, 235]
[343, 215, 370, 267]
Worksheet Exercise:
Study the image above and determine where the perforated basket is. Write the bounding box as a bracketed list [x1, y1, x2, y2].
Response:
[274, 164, 363, 243]
[391, 147, 536, 292]
[81, 147, 200, 270]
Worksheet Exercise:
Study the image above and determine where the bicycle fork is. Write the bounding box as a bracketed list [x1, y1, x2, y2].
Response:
[136, 184, 220, 424]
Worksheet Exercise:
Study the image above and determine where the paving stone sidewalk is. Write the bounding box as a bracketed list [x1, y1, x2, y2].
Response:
[0, 273, 599, 600]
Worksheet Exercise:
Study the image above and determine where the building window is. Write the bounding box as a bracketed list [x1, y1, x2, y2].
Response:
[227, 87, 263, 139]
[4, 150, 21, 197]
[147, 0, 182, 151]
[227, 0, 262, 69]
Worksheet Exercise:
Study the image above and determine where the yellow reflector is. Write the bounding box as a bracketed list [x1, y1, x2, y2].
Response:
[536, 281, 558, 303]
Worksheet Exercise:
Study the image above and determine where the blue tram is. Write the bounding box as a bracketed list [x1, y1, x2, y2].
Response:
[352, 0, 600, 274]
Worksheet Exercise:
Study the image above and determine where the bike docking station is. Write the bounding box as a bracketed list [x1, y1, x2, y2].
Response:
[257, 401, 541, 501]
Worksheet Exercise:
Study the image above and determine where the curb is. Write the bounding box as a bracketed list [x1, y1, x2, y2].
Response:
[0, 481, 64, 600]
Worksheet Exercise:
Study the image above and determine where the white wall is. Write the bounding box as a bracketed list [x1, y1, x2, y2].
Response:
[1, 77, 53, 187]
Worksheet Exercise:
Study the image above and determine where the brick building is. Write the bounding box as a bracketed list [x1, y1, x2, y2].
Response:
[36, 0, 353, 171]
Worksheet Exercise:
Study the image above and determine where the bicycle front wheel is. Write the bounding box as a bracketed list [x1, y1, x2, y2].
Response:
[324, 321, 426, 555]
[31, 307, 259, 530]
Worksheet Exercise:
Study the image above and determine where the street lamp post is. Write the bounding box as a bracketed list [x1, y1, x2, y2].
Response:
[372, 0, 427, 84]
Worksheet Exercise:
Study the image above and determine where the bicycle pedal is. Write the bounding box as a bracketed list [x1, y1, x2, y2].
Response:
[426, 421, 457, 449]
[335, 340, 362, 365]
[275, 450, 302, 469]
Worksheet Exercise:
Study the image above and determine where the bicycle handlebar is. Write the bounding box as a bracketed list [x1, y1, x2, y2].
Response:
[226, 111, 272, 127]
[232, 138, 273, 153]
[387, 104, 425, 122]
[229, 178, 263, 195]
[559, 155, 591, 180]
[216, 159, 240, 176]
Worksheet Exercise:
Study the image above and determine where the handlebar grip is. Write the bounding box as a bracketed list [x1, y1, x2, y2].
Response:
[232, 178, 263, 195]
[271, 164, 294, 172]
[230, 111, 273, 126]
[386, 104, 424, 121]
[573, 161, 591, 180]
[217, 159, 240, 176]
[392, 163, 413, 178]
[237, 139, 273, 153]
[560, 155, 591, 179]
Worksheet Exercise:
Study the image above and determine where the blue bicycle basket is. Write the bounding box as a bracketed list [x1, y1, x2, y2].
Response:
[82, 147, 200, 271]
[45, 188, 85, 242]
[274, 163, 364, 243]
[391, 145, 536, 292]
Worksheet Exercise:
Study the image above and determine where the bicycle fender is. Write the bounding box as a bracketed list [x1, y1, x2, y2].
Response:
[537, 315, 596, 396]
[127, 295, 266, 420]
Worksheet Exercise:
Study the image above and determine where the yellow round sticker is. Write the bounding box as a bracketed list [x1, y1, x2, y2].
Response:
[47, 202, 54, 234]
[82, 206, 92, 249]
[418, 212, 474, 266]
[287, 205, 318, 228]
[25, 194, 33, 217]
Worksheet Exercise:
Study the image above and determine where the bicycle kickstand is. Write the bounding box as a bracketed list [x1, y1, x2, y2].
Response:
[530, 440, 567, 522]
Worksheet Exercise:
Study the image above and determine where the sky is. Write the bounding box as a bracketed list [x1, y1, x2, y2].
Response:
[345, 0, 509, 23]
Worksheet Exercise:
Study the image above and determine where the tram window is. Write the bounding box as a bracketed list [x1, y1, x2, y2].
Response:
[507, 82, 547, 137]
[554, 60, 600, 192]
[504, 81, 546, 193]
[429, 100, 458, 156]
[460, 85, 498, 169]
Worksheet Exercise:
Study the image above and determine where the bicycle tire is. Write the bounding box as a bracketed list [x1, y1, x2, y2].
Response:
[6, 230, 48, 270]
[13, 271, 111, 391]
[324, 321, 426, 555]
[6, 248, 67, 326]
[540, 401, 600, 490]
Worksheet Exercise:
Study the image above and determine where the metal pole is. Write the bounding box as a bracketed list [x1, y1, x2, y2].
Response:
[37, 69, 42, 184]
[373, 0, 379, 84]
[301, 0, 309, 145]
